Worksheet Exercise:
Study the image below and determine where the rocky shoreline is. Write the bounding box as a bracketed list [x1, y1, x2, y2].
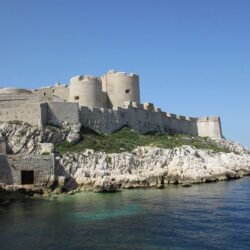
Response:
[2, 143, 250, 203]
[56, 144, 250, 192]
[0, 123, 250, 203]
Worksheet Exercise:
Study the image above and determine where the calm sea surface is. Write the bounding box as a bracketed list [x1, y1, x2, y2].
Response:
[1, 177, 250, 250]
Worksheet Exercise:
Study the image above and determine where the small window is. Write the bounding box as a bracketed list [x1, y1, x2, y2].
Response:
[125, 89, 131, 94]
[21, 170, 34, 185]
[74, 96, 79, 100]
[44, 92, 46, 96]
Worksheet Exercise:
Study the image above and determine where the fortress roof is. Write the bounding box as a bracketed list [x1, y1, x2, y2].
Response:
[0, 88, 32, 95]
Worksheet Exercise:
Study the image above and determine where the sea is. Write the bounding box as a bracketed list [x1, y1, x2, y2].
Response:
[1, 177, 250, 250]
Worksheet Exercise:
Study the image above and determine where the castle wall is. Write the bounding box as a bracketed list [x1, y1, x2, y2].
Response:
[79, 105, 200, 136]
[0, 103, 46, 127]
[103, 71, 140, 108]
[0, 98, 222, 139]
[197, 117, 223, 138]
[0, 93, 39, 108]
[164, 114, 198, 136]
[34, 87, 54, 102]
[54, 84, 69, 101]
[0, 88, 32, 95]
[46, 102, 80, 127]
[0, 154, 12, 185]
[0, 70, 223, 139]
[0, 154, 54, 186]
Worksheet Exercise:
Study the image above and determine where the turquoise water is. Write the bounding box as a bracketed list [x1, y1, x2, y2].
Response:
[1, 177, 250, 250]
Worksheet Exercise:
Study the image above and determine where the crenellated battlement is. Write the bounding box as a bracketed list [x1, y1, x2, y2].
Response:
[70, 75, 100, 84]
[198, 116, 220, 122]
[0, 69, 223, 138]
[106, 70, 139, 79]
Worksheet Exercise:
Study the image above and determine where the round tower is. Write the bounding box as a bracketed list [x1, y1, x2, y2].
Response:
[69, 75, 103, 107]
[104, 70, 140, 108]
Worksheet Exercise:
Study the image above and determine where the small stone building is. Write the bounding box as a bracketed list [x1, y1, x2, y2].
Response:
[0, 154, 54, 186]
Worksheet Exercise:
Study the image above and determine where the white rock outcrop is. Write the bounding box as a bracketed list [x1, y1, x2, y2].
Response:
[1, 123, 249, 193]
[0, 123, 67, 154]
[56, 145, 250, 192]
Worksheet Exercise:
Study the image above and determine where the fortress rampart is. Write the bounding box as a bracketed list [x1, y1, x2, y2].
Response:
[0, 101, 222, 138]
[0, 103, 45, 126]
[0, 70, 223, 138]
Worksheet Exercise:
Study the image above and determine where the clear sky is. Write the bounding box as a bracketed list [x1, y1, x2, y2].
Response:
[0, 0, 249, 147]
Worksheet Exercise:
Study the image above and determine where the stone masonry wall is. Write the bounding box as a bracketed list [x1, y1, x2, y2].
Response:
[79, 105, 200, 136]
[0, 103, 45, 127]
[0, 154, 54, 186]
[197, 117, 223, 138]
[0, 93, 39, 109]
[46, 102, 80, 127]
[0, 101, 223, 138]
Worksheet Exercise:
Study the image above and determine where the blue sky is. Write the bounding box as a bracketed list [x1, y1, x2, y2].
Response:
[0, 0, 249, 147]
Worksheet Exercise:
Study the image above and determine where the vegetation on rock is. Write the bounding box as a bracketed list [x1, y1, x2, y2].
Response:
[55, 127, 230, 154]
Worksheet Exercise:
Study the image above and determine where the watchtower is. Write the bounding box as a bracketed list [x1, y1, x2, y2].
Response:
[101, 70, 140, 108]
[68, 75, 103, 107]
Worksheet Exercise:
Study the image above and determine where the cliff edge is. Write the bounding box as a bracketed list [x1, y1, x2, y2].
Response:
[0, 122, 249, 199]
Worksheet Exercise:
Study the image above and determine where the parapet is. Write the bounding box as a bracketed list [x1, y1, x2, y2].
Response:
[143, 102, 154, 111]
[165, 112, 198, 122]
[185, 116, 198, 122]
[198, 116, 220, 122]
[124, 101, 132, 108]
[70, 75, 100, 84]
[155, 107, 161, 113]
[166, 112, 176, 118]
[54, 84, 68, 88]
[176, 115, 186, 120]
[54, 82, 68, 88]
[106, 70, 139, 79]
[0, 88, 32, 95]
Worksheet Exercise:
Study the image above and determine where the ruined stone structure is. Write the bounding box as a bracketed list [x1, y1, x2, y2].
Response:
[0, 70, 223, 138]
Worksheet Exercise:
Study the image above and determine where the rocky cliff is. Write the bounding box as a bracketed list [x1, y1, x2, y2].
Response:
[0, 122, 250, 194]
[56, 145, 250, 192]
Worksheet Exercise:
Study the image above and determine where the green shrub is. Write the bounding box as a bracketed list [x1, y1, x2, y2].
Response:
[55, 127, 231, 154]
[41, 152, 50, 155]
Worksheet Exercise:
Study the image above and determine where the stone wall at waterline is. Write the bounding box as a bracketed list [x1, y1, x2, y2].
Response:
[0, 154, 54, 186]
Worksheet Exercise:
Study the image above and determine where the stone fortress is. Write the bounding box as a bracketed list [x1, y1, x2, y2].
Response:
[0, 69, 224, 188]
[0, 70, 223, 138]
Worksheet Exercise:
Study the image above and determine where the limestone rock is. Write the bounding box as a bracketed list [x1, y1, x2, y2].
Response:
[66, 131, 80, 144]
[60, 122, 82, 144]
[0, 122, 72, 154]
[56, 144, 250, 191]
[39, 143, 54, 154]
[1, 122, 250, 193]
